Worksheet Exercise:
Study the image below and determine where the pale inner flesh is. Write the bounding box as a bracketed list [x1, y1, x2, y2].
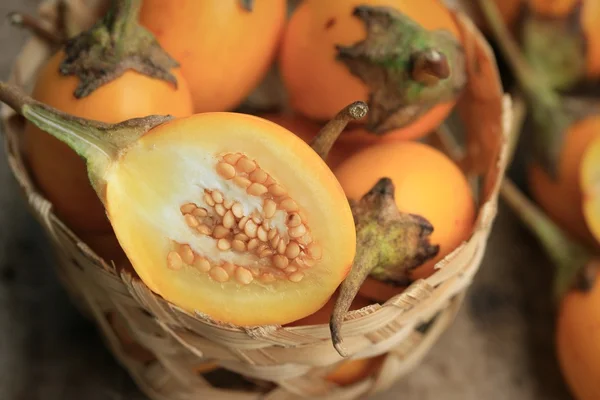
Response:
[124, 148, 322, 287]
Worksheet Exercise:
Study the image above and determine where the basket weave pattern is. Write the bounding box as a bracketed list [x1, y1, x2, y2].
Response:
[1, 2, 511, 399]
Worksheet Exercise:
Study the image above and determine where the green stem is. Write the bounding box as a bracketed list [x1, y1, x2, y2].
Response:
[310, 101, 368, 160]
[500, 179, 592, 300]
[0, 82, 115, 162]
[23, 105, 116, 162]
[107, 0, 142, 58]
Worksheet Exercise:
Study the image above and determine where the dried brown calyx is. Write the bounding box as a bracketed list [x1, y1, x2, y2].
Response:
[60, 0, 179, 98]
[520, 2, 587, 91]
[330, 178, 439, 356]
[336, 5, 467, 134]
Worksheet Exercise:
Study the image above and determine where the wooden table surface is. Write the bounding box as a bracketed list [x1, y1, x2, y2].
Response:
[0, 1, 574, 399]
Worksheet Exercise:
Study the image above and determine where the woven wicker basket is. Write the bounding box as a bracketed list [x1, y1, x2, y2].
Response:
[1, 1, 511, 399]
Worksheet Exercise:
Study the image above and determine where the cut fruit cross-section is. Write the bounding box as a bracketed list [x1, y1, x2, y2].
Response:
[104, 114, 357, 326]
[0, 82, 360, 327]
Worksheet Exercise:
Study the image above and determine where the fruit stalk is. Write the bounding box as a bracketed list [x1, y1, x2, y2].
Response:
[330, 178, 439, 356]
[55, 0, 70, 39]
[500, 179, 593, 299]
[330, 247, 378, 357]
[310, 101, 368, 160]
[478, 0, 576, 178]
[108, 0, 143, 57]
[0, 81, 35, 114]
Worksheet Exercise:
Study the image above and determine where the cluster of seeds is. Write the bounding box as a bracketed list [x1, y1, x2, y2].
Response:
[166, 153, 322, 285]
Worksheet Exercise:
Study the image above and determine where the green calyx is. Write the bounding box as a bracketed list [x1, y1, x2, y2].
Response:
[330, 178, 439, 356]
[521, 3, 587, 91]
[0, 81, 171, 203]
[336, 5, 466, 134]
[60, 0, 179, 98]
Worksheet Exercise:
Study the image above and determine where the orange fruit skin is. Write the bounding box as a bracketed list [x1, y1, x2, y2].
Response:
[23, 51, 194, 235]
[139, 0, 286, 113]
[556, 263, 600, 400]
[358, 277, 408, 303]
[334, 141, 475, 285]
[527, 0, 600, 81]
[326, 354, 386, 386]
[340, 102, 456, 142]
[280, 0, 460, 138]
[337, 115, 451, 146]
[528, 115, 600, 247]
[193, 362, 219, 375]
